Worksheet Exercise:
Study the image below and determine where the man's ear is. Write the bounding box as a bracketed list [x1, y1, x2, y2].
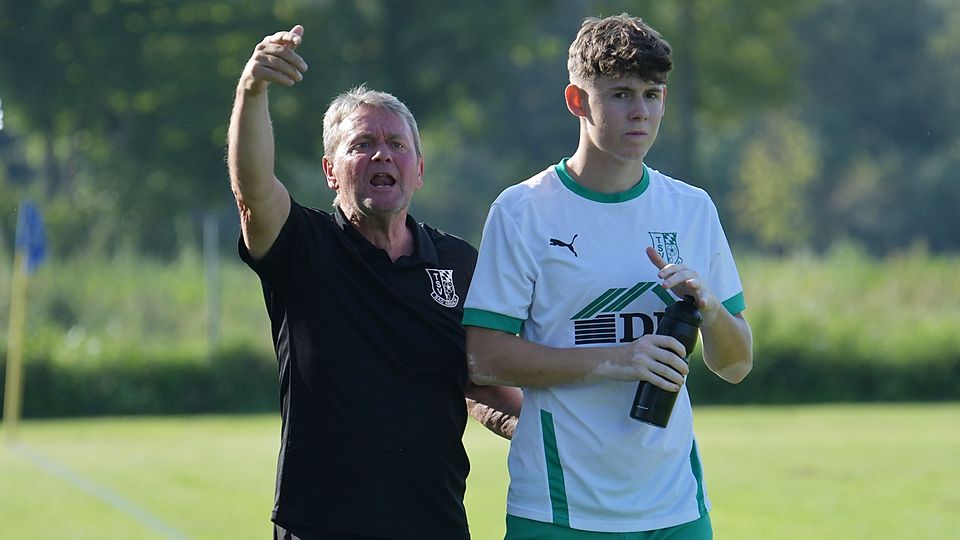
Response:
[564, 84, 588, 118]
[415, 155, 424, 190]
[322, 156, 338, 190]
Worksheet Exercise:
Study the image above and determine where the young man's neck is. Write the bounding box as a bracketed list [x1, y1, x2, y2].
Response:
[565, 146, 648, 194]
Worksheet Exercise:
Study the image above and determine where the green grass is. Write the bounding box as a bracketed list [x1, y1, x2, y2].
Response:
[698, 404, 960, 538]
[2, 404, 957, 539]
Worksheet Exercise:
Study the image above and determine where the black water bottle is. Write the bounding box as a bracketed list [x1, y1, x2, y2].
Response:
[629, 295, 702, 428]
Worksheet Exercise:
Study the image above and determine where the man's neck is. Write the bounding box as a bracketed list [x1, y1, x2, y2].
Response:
[344, 207, 414, 262]
[566, 146, 647, 194]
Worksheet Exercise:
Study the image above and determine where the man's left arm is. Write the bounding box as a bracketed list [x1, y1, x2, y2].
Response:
[464, 383, 522, 440]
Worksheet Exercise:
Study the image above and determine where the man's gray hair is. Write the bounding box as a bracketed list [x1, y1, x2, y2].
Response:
[322, 84, 422, 157]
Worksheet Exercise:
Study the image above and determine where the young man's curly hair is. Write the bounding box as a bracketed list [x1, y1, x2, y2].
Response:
[567, 13, 673, 85]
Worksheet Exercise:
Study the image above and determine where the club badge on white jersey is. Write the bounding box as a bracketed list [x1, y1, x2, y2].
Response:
[649, 232, 683, 264]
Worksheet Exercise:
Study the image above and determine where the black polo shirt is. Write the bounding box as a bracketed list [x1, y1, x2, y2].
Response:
[240, 198, 477, 539]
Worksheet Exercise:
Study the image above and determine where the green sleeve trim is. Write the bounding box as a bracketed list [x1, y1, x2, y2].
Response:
[462, 308, 524, 334]
[722, 292, 746, 315]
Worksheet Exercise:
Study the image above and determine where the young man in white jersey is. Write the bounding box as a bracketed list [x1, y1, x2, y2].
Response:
[463, 13, 753, 539]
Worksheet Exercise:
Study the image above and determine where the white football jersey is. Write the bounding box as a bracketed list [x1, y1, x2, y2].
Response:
[464, 159, 745, 532]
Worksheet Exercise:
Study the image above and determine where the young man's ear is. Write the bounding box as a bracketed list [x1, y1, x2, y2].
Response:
[564, 84, 588, 118]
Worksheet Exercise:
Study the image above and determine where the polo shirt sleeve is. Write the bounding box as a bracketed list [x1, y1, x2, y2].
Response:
[238, 195, 305, 284]
[705, 199, 746, 315]
[463, 201, 536, 334]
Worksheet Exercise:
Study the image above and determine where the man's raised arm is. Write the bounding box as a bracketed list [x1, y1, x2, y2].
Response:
[227, 25, 307, 259]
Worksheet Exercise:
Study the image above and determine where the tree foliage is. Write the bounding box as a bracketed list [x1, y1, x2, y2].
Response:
[733, 112, 819, 252]
[0, 0, 956, 257]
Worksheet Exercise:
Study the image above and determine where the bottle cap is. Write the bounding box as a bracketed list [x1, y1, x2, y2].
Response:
[667, 295, 702, 327]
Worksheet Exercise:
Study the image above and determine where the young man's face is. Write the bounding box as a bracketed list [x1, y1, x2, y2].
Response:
[323, 106, 423, 220]
[580, 76, 666, 163]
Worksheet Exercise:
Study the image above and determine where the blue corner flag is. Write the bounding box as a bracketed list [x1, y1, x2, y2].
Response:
[14, 200, 46, 274]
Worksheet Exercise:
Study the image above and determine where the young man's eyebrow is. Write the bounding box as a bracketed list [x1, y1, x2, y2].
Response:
[607, 83, 664, 92]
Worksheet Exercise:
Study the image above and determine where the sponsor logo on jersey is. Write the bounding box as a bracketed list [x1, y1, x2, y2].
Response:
[570, 282, 674, 345]
[549, 234, 579, 257]
[426, 268, 459, 308]
[649, 232, 683, 264]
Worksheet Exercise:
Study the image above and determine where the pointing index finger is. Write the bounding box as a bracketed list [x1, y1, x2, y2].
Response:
[270, 25, 304, 49]
[646, 246, 667, 270]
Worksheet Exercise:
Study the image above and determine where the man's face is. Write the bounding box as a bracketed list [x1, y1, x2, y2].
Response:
[580, 76, 666, 163]
[323, 106, 423, 220]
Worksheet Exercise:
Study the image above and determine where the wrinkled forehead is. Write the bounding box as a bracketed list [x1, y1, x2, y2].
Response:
[340, 106, 414, 142]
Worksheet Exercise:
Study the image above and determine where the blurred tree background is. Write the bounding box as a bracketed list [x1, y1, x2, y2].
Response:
[2, 1, 960, 418]
[1, 0, 958, 256]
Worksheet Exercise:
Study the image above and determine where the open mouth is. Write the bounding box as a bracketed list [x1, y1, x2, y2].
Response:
[370, 172, 396, 187]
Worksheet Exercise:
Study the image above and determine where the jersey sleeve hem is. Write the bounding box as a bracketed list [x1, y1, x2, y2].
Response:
[722, 292, 746, 315]
[462, 308, 524, 334]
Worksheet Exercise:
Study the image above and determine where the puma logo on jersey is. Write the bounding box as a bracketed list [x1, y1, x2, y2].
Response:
[549, 234, 579, 257]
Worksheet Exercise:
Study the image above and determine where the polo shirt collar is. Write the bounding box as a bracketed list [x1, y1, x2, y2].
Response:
[333, 204, 438, 266]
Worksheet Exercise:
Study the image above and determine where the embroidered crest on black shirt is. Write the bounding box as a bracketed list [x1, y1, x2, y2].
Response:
[426, 268, 459, 308]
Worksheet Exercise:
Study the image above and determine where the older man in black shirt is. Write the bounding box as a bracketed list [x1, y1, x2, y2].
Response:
[228, 25, 521, 540]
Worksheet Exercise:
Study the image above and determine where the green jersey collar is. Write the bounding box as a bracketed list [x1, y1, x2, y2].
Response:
[554, 158, 650, 203]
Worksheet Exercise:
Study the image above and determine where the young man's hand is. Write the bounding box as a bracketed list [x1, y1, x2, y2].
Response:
[646, 246, 722, 325]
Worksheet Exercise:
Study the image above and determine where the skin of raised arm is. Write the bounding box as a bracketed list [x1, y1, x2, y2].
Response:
[227, 26, 307, 259]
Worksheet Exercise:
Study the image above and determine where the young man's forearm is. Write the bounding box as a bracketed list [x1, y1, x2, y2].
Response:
[467, 328, 617, 387]
[466, 326, 688, 390]
[701, 310, 753, 383]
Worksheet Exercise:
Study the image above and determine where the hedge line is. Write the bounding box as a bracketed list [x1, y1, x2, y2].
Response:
[2, 249, 956, 418]
[2, 346, 958, 418]
[687, 346, 960, 404]
[1, 347, 277, 418]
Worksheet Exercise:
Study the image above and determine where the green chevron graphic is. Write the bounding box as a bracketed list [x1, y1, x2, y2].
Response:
[570, 282, 674, 320]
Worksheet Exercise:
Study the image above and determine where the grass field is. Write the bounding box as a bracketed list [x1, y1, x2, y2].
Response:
[1, 404, 958, 539]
